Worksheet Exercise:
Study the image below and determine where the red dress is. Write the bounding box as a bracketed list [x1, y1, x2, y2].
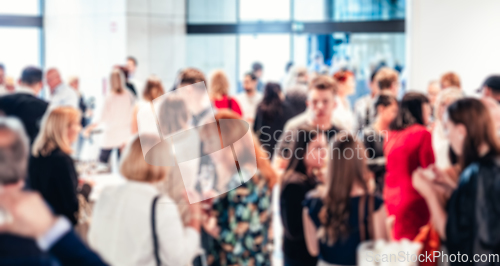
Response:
[384, 124, 435, 240]
[213, 95, 243, 117]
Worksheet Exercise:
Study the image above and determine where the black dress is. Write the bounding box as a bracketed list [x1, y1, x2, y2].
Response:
[280, 171, 319, 266]
[359, 127, 386, 196]
[303, 196, 384, 265]
[29, 148, 79, 225]
[253, 101, 294, 159]
[445, 156, 500, 266]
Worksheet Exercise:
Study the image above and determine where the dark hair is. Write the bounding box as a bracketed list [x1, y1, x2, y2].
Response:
[284, 130, 322, 176]
[319, 133, 369, 245]
[374, 94, 397, 115]
[252, 62, 263, 72]
[245, 72, 257, 81]
[390, 92, 429, 130]
[258, 82, 283, 121]
[127, 56, 138, 66]
[21, 66, 43, 85]
[116, 66, 129, 79]
[370, 63, 385, 82]
[446, 98, 500, 169]
[0, 64, 4, 71]
[309, 75, 338, 94]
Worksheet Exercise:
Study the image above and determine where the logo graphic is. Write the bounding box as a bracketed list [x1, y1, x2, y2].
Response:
[137, 82, 257, 203]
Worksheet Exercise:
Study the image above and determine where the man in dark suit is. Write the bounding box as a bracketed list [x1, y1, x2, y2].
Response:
[0, 117, 108, 266]
[0, 66, 49, 145]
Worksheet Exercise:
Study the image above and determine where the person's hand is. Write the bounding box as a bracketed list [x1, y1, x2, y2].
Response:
[82, 127, 91, 138]
[202, 216, 220, 238]
[412, 167, 436, 200]
[0, 190, 57, 239]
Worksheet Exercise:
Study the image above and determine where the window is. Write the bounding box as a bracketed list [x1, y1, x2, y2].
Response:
[186, 0, 406, 101]
[0, 0, 43, 80]
[0, 27, 41, 78]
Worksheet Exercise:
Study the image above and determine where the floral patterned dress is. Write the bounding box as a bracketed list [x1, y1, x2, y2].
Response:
[208, 172, 273, 266]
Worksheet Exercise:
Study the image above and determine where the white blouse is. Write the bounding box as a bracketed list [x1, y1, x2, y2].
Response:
[97, 91, 135, 149]
[88, 181, 200, 266]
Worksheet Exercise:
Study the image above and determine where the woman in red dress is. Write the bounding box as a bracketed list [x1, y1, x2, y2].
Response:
[209, 70, 243, 116]
[384, 92, 434, 240]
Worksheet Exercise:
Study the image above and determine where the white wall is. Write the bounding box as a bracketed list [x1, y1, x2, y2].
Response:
[45, 0, 127, 101]
[406, 0, 500, 94]
[45, 0, 186, 102]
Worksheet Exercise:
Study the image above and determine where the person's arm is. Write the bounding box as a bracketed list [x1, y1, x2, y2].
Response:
[231, 98, 243, 117]
[156, 198, 201, 266]
[0, 191, 108, 266]
[131, 104, 139, 134]
[281, 184, 306, 237]
[48, 225, 109, 266]
[412, 168, 448, 239]
[302, 207, 319, 257]
[53, 157, 79, 225]
[418, 131, 435, 168]
[373, 204, 388, 240]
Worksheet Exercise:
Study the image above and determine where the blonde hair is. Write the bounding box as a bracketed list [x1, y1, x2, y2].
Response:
[32, 107, 81, 157]
[120, 136, 168, 183]
[434, 87, 464, 121]
[375, 67, 399, 91]
[209, 70, 230, 99]
[110, 68, 126, 94]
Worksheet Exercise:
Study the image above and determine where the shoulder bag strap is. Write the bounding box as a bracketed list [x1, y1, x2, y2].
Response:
[151, 195, 161, 266]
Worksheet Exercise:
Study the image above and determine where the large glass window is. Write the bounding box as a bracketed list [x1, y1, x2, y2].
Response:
[188, 0, 237, 24]
[0, 27, 41, 79]
[239, 34, 290, 82]
[186, 0, 406, 101]
[0, 0, 40, 15]
[239, 0, 290, 22]
[186, 35, 238, 92]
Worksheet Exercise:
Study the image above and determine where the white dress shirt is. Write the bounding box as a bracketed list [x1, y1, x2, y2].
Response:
[50, 83, 79, 109]
[235, 91, 263, 126]
[88, 181, 200, 266]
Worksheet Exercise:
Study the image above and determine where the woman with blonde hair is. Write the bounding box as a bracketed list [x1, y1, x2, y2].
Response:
[210, 70, 243, 116]
[131, 76, 165, 134]
[84, 68, 135, 164]
[29, 106, 82, 225]
[432, 88, 464, 169]
[88, 136, 201, 266]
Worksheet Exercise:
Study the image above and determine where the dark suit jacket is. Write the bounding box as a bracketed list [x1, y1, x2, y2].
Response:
[0, 92, 49, 144]
[0, 230, 108, 266]
[29, 148, 79, 225]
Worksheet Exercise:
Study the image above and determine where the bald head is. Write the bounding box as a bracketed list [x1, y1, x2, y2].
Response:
[0, 118, 29, 185]
[46, 68, 62, 93]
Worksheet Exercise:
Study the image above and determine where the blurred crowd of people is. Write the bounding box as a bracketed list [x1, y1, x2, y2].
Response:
[0, 56, 500, 266]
